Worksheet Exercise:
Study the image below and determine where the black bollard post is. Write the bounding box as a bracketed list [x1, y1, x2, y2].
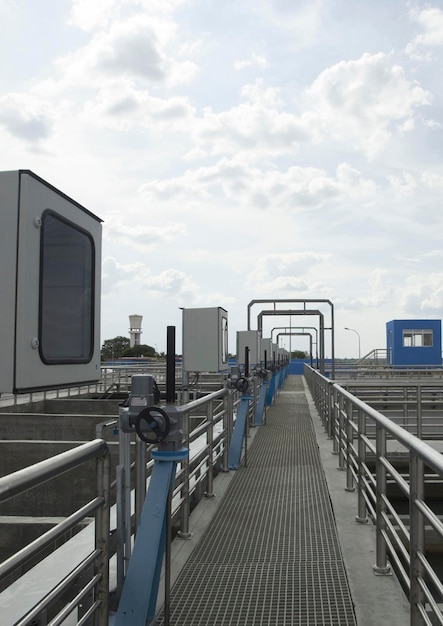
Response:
[166, 326, 176, 404]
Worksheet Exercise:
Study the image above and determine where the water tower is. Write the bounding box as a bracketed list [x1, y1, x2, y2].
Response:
[129, 314, 143, 348]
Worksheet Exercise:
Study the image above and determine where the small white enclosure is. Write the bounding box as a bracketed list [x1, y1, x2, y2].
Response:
[0, 170, 102, 393]
[260, 338, 273, 365]
[236, 330, 261, 367]
[182, 307, 228, 372]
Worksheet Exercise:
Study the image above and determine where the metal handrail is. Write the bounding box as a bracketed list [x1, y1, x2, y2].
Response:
[0, 439, 110, 626]
[305, 364, 443, 625]
[115, 381, 258, 594]
[1, 376, 263, 623]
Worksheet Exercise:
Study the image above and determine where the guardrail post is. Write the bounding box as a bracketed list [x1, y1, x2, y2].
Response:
[227, 390, 234, 444]
[332, 388, 339, 455]
[116, 464, 126, 598]
[338, 396, 350, 472]
[222, 392, 230, 471]
[95, 450, 111, 626]
[135, 437, 146, 530]
[356, 408, 368, 524]
[178, 410, 192, 539]
[416, 386, 422, 439]
[327, 381, 334, 438]
[345, 399, 355, 492]
[205, 399, 215, 498]
[373, 424, 391, 575]
[409, 452, 425, 623]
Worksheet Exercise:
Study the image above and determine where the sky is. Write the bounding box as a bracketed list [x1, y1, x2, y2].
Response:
[1, 0, 443, 358]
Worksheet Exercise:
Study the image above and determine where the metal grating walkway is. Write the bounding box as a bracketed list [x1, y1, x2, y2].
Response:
[156, 376, 357, 625]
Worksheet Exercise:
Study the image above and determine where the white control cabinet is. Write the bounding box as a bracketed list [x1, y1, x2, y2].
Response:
[260, 338, 273, 365]
[0, 170, 102, 393]
[236, 330, 261, 367]
[182, 307, 228, 372]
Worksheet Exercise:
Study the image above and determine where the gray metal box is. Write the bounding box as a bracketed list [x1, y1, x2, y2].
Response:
[236, 330, 261, 367]
[0, 170, 102, 393]
[182, 307, 228, 372]
[260, 338, 273, 365]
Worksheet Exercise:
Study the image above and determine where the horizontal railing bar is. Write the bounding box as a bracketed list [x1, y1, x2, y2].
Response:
[379, 458, 410, 497]
[418, 553, 443, 601]
[0, 439, 108, 503]
[181, 388, 227, 414]
[0, 497, 103, 581]
[333, 383, 443, 476]
[414, 500, 443, 541]
[47, 573, 101, 626]
[14, 550, 100, 626]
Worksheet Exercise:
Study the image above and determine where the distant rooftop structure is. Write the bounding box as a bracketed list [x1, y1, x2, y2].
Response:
[129, 314, 143, 347]
[386, 319, 442, 367]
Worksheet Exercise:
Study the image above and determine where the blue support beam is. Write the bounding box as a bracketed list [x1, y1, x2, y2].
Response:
[115, 448, 188, 626]
[267, 373, 276, 406]
[254, 381, 268, 426]
[228, 396, 252, 469]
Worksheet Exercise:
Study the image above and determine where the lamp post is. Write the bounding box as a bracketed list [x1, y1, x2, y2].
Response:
[344, 327, 361, 359]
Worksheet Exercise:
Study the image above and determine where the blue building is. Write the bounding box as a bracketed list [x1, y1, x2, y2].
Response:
[386, 319, 442, 367]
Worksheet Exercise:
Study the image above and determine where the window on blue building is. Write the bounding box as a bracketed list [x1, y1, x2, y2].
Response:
[402, 329, 433, 347]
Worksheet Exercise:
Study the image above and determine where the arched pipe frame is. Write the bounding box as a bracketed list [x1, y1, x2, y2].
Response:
[271, 325, 319, 368]
[247, 299, 335, 378]
[277, 332, 314, 368]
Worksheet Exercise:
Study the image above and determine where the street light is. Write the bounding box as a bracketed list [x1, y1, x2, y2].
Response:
[344, 327, 361, 359]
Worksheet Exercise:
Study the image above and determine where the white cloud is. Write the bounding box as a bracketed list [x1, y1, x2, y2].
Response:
[234, 53, 270, 71]
[194, 79, 307, 157]
[83, 80, 196, 130]
[68, 0, 189, 32]
[68, 0, 121, 31]
[58, 18, 165, 83]
[246, 252, 330, 293]
[102, 257, 197, 298]
[104, 220, 187, 250]
[101, 257, 148, 294]
[186, 55, 431, 161]
[388, 171, 417, 196]
[406, 7, 443, 59]
[304, 52, 431, 158]
[401, 273, 443, 314]
[368, 268, 389, 291]
[58, 12, 198, 89]
[0, 93, 53, 142]
[421, 171, 443, 189]
[143, 268, 198, 297]
[139, 158, 377, 214]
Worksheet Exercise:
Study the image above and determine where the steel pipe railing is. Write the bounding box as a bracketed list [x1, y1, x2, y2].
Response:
[0, 438, 110, 626]
[305, 364, 443, 625]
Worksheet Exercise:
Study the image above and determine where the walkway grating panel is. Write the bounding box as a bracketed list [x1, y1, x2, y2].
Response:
[155, 376, 357, 625]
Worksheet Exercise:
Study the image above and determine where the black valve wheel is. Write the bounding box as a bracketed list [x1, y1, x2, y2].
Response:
[135, 407, 170, 444]
[236, 377, 249, 392]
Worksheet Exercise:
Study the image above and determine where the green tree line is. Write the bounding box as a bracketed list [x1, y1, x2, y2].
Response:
[101, 336, 158, 361]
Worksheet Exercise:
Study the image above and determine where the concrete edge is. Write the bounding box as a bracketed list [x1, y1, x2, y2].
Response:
[302, 377, 411, 626]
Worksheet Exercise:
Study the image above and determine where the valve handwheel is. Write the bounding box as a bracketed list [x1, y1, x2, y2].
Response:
[236, 377, 249, 392]
[135, 407, 171, 444]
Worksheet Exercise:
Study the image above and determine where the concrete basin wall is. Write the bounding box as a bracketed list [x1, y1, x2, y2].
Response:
[0, 398, 122, 416]
[0, 413, 118, 441]
[0, 441, 121, 516]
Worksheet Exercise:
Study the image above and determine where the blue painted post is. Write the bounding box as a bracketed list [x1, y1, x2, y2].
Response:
[228, 396, 252, 469]
[254, 380, 268, 426]
[266, 373, 275, 405]
[115, 448, 188, 626]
